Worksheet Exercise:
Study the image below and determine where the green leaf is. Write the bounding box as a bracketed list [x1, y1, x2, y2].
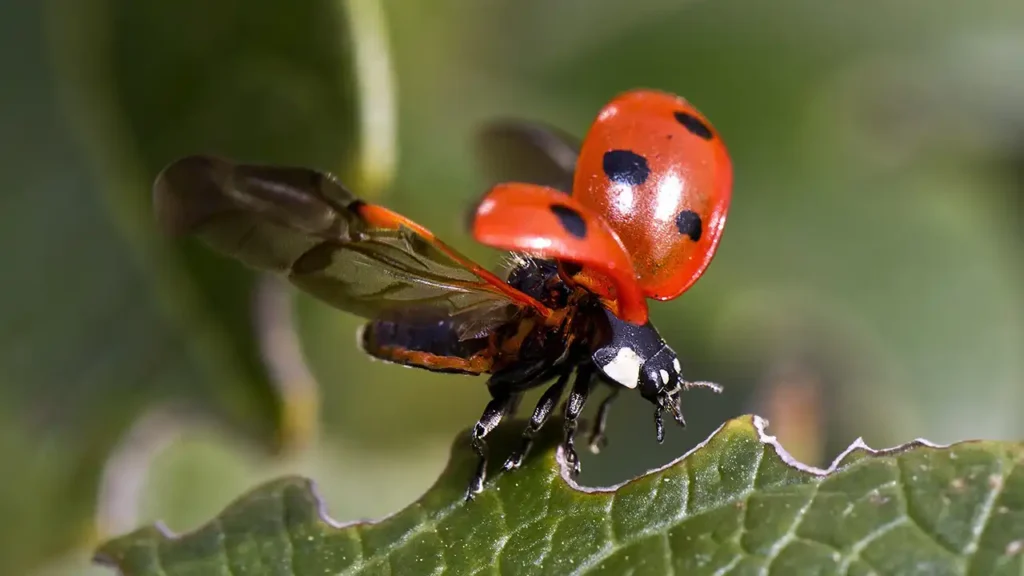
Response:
[95, 415, 1024, 575]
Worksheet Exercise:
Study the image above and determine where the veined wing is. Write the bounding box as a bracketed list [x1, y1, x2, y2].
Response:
[475, 120, 580, 193]
[154, 155, 551, 337]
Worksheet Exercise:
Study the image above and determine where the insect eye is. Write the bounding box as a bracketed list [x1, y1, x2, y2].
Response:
[638, 365, 665, 399]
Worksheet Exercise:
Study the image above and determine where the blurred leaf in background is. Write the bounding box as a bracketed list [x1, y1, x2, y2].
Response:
[1, 0, 1022, 574]
[3, 0, 401, 572]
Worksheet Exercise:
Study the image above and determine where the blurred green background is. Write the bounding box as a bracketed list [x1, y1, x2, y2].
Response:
[5, 0, 1024, 574]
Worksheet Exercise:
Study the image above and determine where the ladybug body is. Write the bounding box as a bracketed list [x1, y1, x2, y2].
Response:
[593, 309, 682, 404]
[358, 257, 577, 377]
[154, 88, 731, 499]
[358, 251, 695, 484]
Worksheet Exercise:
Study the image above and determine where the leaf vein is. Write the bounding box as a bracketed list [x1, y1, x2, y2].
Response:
[711, 554, 742, 576]
[153, 533, 170, 576]
[964, 458, 1008, 567]
[350, 526, 367, 570]
[606, 491, 620, 545]
[536, 473, 565, 571]
[761, 481, 819, 573]
[489, 486, 514, 571]
[647, 476, 665, 523]
[278, 490, 297, 576]
[685, 463, 696, 516]
[661, 530, 676, 576]
[895, 458, 963, 558]
[750, 443, 768, 491]
[576, 485, 758, 575]
[837, 516, 909, 574]
[211, 519, 238, 576]
[740, 444, 769, 557]
[345, 502, 451, 575]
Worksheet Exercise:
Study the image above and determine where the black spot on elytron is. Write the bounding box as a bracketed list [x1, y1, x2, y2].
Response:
[673, 111, 714, 140]
[675, 210, 703, 241]
[550, 204, 587, 239]
[602, 150, 650, 186]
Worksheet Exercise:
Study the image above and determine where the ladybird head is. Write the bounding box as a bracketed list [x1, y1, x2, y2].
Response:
[592, 308, 680, 399]
[640, 346, 725, 441]
[591, 308, 723, 441]
[636, 345, 693, 437]
[637, 345, 683, 401]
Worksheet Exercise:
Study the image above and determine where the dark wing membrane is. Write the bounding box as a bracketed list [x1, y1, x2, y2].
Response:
[475, 120, 580, 193]
[154, 155, 543, 337]
[287, 225, 522, 336]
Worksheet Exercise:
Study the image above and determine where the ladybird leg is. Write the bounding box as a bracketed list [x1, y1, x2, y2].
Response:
[466, 387, 520, 501]
[502, 369, 572, 471]
[652, 387, 683, 443]
[562, 363, 597, 477]
[506, 392, 525, 418]
[586, 386, 620, 454]
[654, 401, 666, 444]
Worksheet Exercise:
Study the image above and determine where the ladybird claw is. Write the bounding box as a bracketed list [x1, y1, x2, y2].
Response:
[502, 452, 525, 471]
[672, 411, 687, 429]
[563, 444, 582, 477]
[465, 479, 483, 502]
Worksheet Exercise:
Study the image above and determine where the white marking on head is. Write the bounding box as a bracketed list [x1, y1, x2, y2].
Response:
[672, 358, 681, 373]
[659, 369, 670, 384]
[354, 324, 368, 352]
[601, 347, 642, 389]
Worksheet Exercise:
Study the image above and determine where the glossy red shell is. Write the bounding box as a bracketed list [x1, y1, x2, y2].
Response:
[572, 89, 733, 301]
[472, 182, 649, 325]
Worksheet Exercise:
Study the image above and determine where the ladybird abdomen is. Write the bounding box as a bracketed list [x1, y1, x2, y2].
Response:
[358, 319, 494, 374]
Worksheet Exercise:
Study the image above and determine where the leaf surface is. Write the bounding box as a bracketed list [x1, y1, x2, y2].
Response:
[96, 415, 1024, 575]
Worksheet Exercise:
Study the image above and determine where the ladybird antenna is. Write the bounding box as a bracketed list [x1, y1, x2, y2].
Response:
[684, 380, 724, 393]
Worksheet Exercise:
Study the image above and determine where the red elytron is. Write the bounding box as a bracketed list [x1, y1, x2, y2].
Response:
[571, 90, 733, 300]
[154, 89, 732, 499]
[472, 182, 647, 325]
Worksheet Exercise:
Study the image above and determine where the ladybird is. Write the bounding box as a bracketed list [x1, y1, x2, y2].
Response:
[154, 89, 730, 500]
[480, 90, 732, 302]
